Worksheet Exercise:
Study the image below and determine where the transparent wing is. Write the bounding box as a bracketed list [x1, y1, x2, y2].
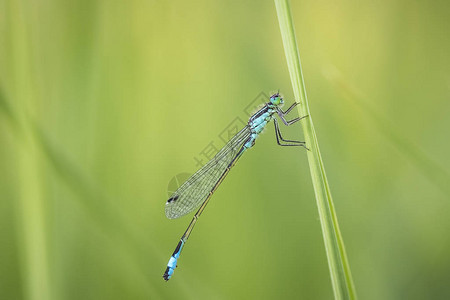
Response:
[165, 125, 251, 219]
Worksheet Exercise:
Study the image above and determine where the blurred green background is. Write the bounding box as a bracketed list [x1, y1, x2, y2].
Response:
[1, 0, 449, 299]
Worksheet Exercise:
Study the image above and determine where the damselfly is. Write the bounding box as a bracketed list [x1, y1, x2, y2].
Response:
[163, 93, 308, 281]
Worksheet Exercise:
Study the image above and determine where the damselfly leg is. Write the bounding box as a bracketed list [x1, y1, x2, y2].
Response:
[273, 102, 309, 149]
[279, 101, 298, 115]
[273, 118, 308, 149]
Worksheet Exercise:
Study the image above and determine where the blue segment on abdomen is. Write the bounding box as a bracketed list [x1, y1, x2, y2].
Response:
[164, 240, 185, 280]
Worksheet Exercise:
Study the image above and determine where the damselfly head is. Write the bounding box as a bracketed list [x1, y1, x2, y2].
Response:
[269, 93, 284, 106]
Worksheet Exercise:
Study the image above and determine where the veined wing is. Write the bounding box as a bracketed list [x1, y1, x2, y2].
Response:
[165, 125, 251, 219]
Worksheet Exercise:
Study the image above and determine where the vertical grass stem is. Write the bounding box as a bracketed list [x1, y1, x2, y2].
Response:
[274, 1, 357, 298]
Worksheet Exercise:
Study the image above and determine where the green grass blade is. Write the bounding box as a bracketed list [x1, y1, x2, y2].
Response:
[274, 1, 357, 299]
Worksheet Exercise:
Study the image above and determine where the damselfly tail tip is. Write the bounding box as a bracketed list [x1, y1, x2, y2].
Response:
[163, 267, 171, 281]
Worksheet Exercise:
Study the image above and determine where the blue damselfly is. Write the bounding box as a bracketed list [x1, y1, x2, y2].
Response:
[163, 93, 307, 281]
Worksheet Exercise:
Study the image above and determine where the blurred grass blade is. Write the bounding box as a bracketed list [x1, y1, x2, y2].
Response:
[16, 125, 50, 300]
[0, 85, 160, 295]
[325, 67, 450, 197]
[5, 0, 51, 296]
[0, 86, 18, 128]
[1, 80, 149, 255]
[274, 1, 357, 299]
